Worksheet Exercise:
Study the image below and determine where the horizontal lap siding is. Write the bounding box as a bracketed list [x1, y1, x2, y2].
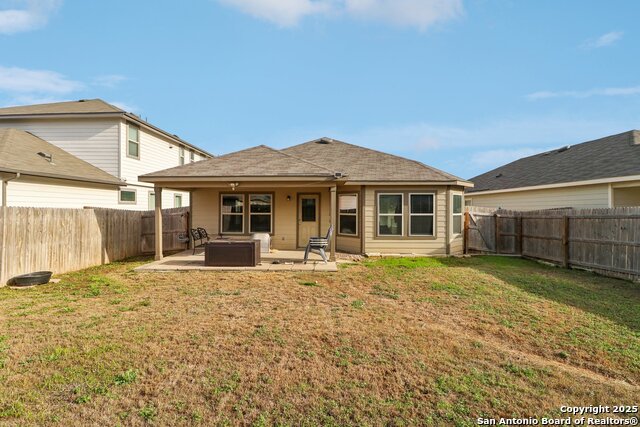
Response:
[468, 184, 610, 210]
[0, 118, 120, 177]
[363, 186, 449, 255]
[337, 236, 361, 253]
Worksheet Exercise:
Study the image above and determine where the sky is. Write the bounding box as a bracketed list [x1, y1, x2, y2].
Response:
[1, 0, 639, 179]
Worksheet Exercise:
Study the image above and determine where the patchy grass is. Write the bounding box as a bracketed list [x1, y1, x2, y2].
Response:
[0, 256, 638, 425]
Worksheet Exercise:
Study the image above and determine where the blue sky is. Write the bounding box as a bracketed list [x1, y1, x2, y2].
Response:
[1, 0, 639, 179]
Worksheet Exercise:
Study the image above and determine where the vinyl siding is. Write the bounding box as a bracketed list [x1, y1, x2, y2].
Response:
[363, 186, 456, 256]
[191, 187, 333, 251]
[0, 118, 120, 177]
[467, 184, 611, 210]
[0, 175, 117, 209]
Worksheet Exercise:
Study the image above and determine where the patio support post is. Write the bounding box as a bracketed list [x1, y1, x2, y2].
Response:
[154, 185, 163, 261]
[330, 185, 337, 261]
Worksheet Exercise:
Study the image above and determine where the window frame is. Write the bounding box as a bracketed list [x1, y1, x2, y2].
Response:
[377, 193, 404, 237]
[127, 124, 140, 160]
[248, 193, 273, 234]
[408, 192, 435, 237]
[179, 147, 185, 165]
[174, 194, 183, 208]
[338, 192, 359, 237]
[452, 193, 463, 235]
[220, 193, 245, 234]
[190, 150, 195, 163]
[119, 189, 137, 205]
[148, 191, 155, 210]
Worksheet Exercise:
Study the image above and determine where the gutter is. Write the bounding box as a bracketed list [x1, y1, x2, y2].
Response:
[1, 172, 20, 207]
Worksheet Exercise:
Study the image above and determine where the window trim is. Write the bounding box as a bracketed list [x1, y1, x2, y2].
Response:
[119, 189, 137, 205]
[174, 194, 183, 208]
[373, 189, 439, 240]
[452, 193, 463, 236]
[248, 193, 273, 234]
[220, 193, 245, 234]
[338, 192, 359, 237]
[408, 192, 435, 237]
[126, 124, 140, 160]
[148, 191, 156, 210]
[377, 193, 404, 237]
[190, 150, 195, 163]
[179, 146, 185, 165]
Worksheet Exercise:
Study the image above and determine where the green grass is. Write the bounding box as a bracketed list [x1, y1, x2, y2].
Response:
[0, 255, 638, 425]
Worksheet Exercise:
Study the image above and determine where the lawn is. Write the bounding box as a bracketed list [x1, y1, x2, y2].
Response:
[0, 256, 638, 426]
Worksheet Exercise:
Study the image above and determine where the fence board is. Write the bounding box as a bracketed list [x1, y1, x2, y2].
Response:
[466, 206, 640, 282]
[0, 206, 189, 285]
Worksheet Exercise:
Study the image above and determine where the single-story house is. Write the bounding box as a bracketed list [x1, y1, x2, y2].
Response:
[466, 130, 640, 210]
[0, 128, 124, 208]
[139, 137, 472, 260]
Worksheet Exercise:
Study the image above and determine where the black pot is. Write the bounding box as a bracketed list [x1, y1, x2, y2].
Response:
[8, 271, 53, 287]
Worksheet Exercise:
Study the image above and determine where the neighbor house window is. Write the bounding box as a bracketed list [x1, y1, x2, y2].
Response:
[221, 194, 244, 233]
[378, 193, 403, 236]
[127, 125, 140, 159]
[338, 194, 358, 235]
[119, 189, 136, 204]
[174, 194, 182, 208]
[179, 147, 185, 165]
[452, 194, 463, 234]
[409, 193, 435, 236]
[148, 192, 155, 210]
[190, 150, 195, 162]
[249, 194, 272, 233]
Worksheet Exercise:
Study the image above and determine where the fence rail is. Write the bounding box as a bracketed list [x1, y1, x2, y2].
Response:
[0, 206, 189, 285]
[465, 206, 640, 282]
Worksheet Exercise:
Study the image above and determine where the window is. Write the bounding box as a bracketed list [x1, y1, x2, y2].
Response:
[338, 194, 358, 235]
[249, 194, 272, 233]
[127, 125, 140, 159]
[179, 147, 185, 165]
[119, 189, 136, 204]
[452, 194, 463, 234]
[301, 198, 316, 222]
[148, 192, 155, 210]
[190, 150, 195, 163]
[378, 194, 403, 236]
[221, 194, 244, 233]
[409, 194, 434, 236]
[174, 194, 183, 208]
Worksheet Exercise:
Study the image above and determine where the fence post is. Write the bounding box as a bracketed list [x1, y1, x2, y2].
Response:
[562, 215, 570, 268]
[463, 211, 470, 254]
[494, 213, 500, 254]
[517, 215, 524, 255]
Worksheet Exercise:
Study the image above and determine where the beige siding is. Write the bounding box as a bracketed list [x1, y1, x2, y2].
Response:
[117, 186, 190, 211]
[192, 187, 334, 251]
[467, 184, 611, 210]
[0, 175, 117, 209]
[363, 185, 453, 256]
[0, 118, 120, 177]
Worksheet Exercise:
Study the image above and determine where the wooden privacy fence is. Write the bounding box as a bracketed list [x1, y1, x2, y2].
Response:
[0, 206, 189, 285]
[464, 206, 640, 281]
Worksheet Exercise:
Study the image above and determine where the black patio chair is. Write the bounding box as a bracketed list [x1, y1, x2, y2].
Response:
[303, 225, 334, 264]
[190, 228, 210, 254]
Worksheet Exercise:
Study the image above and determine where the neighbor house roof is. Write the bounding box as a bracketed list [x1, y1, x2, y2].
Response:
[140, 137, 471, 186]
[0, 99, 213, 157]
[0, 128, 124, 186]
[140, 145, 336, 179]
[467, 130, 640, 194]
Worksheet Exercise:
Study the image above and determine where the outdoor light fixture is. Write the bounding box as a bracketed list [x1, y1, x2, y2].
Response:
[229, 182, 239, 191]
[286, 195, 291, 201]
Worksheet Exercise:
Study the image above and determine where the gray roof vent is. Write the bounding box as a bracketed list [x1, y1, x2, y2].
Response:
[557, 145, 571, 153]
[316, 137, 333, 144]
[37, 151, 53, 163]
[495, 173, 503, 178]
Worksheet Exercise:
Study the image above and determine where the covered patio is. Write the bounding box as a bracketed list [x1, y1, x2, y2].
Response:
[134, 249, 339, 272]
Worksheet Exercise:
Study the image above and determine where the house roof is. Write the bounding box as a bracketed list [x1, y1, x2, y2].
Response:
[140, 137, 471, 185]
[467, 130, 640, 193]
[0, 99, 214, 157]
[140, 145, 336, 179]
[282, 138, 466, 182]
[0, 128, 124, 186]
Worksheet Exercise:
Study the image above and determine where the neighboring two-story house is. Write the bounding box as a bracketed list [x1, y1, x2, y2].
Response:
[0, 99, 212, 210]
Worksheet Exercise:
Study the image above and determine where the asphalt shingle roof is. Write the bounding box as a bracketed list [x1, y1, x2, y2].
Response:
[0, 128, 123, 186]
[0, 99, 123, 115]
[467, 130, 640, 193]
[141, 138, 468, 183]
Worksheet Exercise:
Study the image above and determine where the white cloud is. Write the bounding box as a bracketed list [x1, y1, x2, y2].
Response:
[469, 147, 547, 169]
[217, 0, 463, 29]
[0, 0, 61, 34]
[0, 65, 83, 94]
[527, 85, 640, 100]
[93, 74, 127, 88]
[109, 101, 137, 113]
[581, 31, 623, 49]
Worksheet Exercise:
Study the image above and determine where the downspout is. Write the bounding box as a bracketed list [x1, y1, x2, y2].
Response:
[1, 172, 20, 285]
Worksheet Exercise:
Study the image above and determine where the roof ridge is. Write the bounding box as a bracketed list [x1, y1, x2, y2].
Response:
[265, 145, 336, 173]
[285, 137, 462, 180]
